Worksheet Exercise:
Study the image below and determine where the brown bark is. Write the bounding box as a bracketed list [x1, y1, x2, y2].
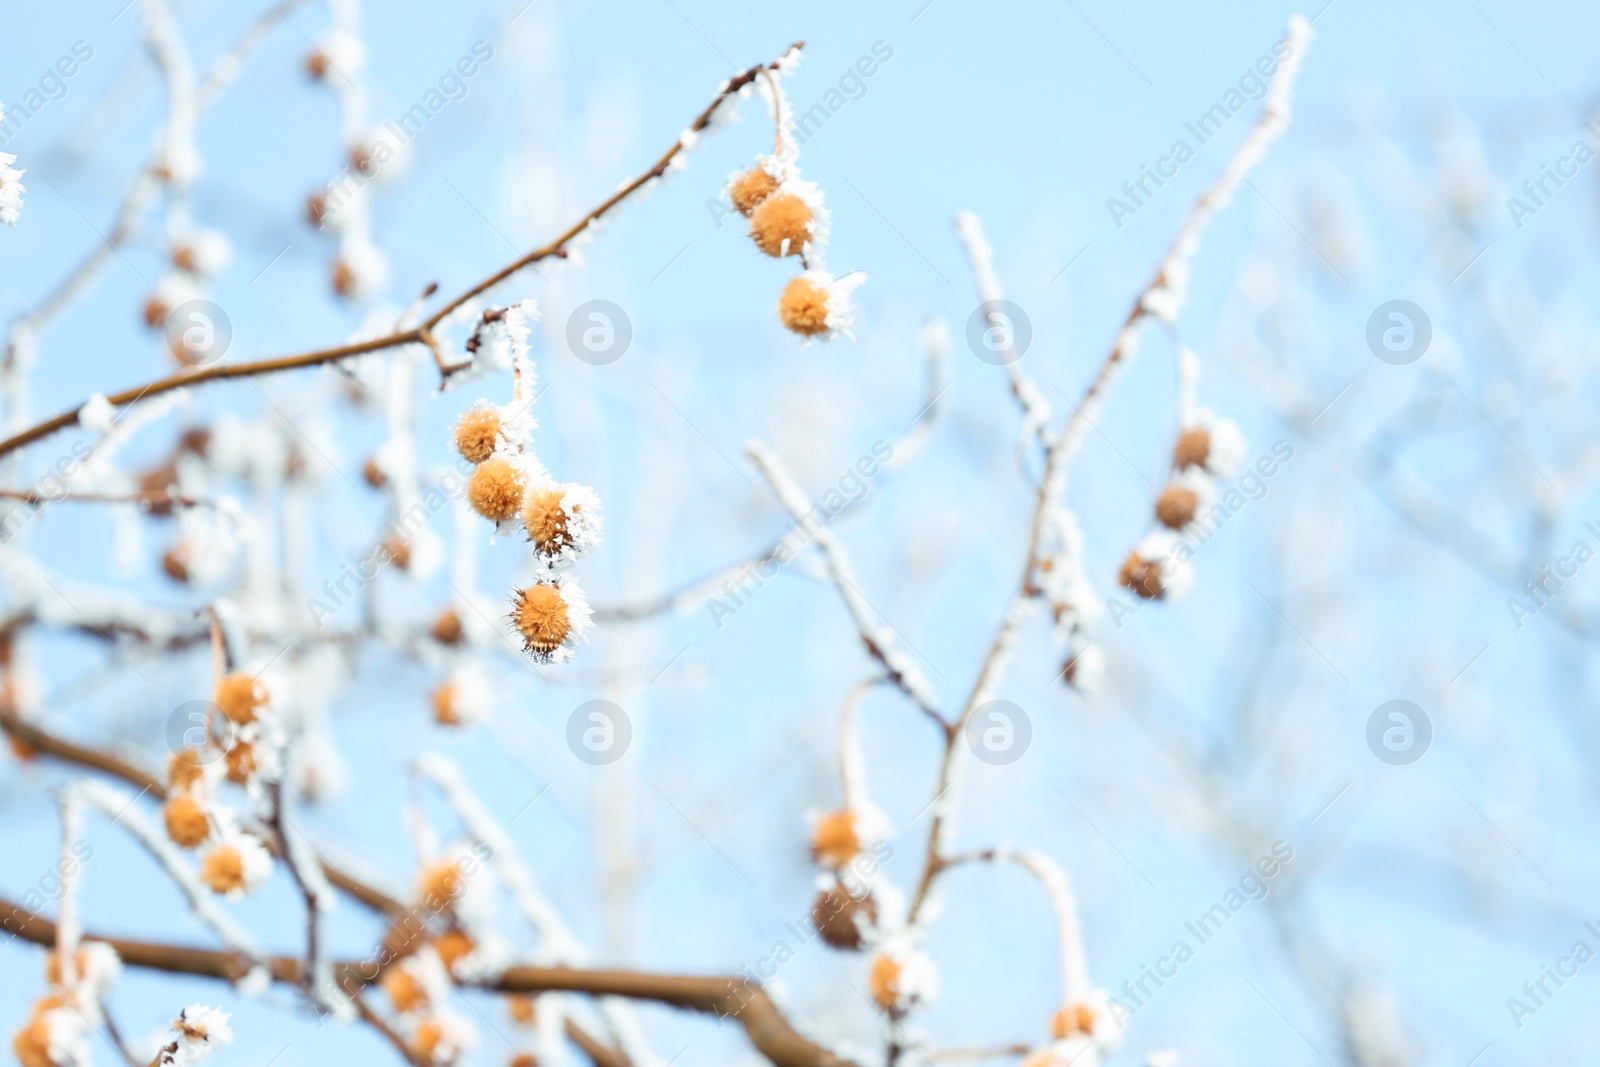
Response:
[0, 45, 803, 465]
[0, 708, 402, 915]
[0, 897, 853, 1067]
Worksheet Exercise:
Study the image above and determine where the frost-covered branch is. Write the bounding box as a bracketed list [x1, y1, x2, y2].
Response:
[883, 319, 952, 473]
[69, 779, 269, 976]
[906, 15, 1314, 930]
[746, 439, 942, 719]
[954, 213, 1050, 457]
[0, 42, 804, 463]
[1057, 16, 1313, 469]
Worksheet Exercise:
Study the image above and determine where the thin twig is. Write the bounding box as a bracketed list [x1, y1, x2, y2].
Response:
[2, 0, 308, 378]
[0, 707, 404, 914]
[904, 15, 1314, 927]
[746, 440, 943, 721]
[0, 898, 857, 1067]
[0, 43, 805, 463]
[0, 489, 210, 508]
[351, 991, 425, 1067]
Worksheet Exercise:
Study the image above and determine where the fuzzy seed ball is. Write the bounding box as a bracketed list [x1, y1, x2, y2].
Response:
[164, 793, 212, 849]
[169, 748, 207, 789]
[1154, 486, 1199, 530]
[225, 740, 257, 784]
[467, 459, 526, 522]
[510, 584, 571, 656]
[812, 886, 877, 951]
[868, 955, 902, 1013]
[214, 672, 264, 725]
[414, 1019, 448, 1063]
[520, 485, 569, 555]
[199, 844, 247, 895]
[510, 1055, 538, 1067]
[729, 167, 779, 216]
[179, 427, 211, 456]
[1050, 1005, 1099, 1040]
[307, 194, 329, 229]
[332, 260, 358, 299]
[139, 464, 178, 512]
[363, 456, 388, 488]
[432, 930, 475, 976]
[419, 862, 462, 905]
[507, 995, 537, 1027]
[12, 1001, 59, 1067]
[454, 408, 502, 464]
[383, 534, 411, 570]
[749, 193, 813, 257]
[431, 609, 464, 646]
[1118, 552, 1164, 600]
[382, 967, 429, 1014]
[1174, 428, 1211, 470]
[306, 51, 330, 79]
[44, 950, 86, 988]
[161, 544, 192, 583]
[810, 810, 860, 868]
[777, 277, 830, 337]
[142, 295, 170, 330]
[431, 683, 461, 726]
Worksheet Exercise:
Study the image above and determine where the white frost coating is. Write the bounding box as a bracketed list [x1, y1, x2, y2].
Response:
[1060, 16, 1311, 468]
[0, 548, 199, 644]
[536, 992, 570, 1067]
[0, 104, 24, 225]
[55, 790, 85, 992]
[838, 683, 868, 810]
[140, 0, 199, 188]
[1135, 530, 1194, 601]
[1143, 16, 1312, 324]
[280, 742, 345, 1017]
[197, 828, 274, 901]
[411, 754, 662, 1067]
[412, 752, 585, 961]
[467, 299, 539, 380]
[509, 571, 591, 665]
[1175, 343, 1201, 429]
[172, 227, 231, 279]
[785, 269, 865, 346]
[70, 780, 269, 972]
[746, 439, 942, 718]
[758, 68, 798, 165]
[1191, 411, 1247, 477]
[78, 394, 115, 435]
[992, 846, 1089, 1005]
[523, 480, 603, 569]
[885, 318, 951, 472]
[436, 663, 495, 726]
[1038, 507, 1103, 687]
[954, 212, 1051, 452]
[158, 1004, 233, 1066]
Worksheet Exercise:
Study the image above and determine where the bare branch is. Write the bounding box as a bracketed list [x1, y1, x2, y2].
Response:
[0, 898, 857, 1067]
[746, 439, 943, 720]
[0, 43, 806, 463]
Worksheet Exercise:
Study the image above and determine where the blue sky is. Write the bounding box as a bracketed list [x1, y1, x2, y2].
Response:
[4, 2, 1600, 1067]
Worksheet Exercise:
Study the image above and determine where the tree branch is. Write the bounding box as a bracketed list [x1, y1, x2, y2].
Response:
[746, 440, 943, 721]
[0, 43, 803, 464]
[0, 707, 402, 914]
[905, 15, 1314, 928]
[0, 898, 854, 1067]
